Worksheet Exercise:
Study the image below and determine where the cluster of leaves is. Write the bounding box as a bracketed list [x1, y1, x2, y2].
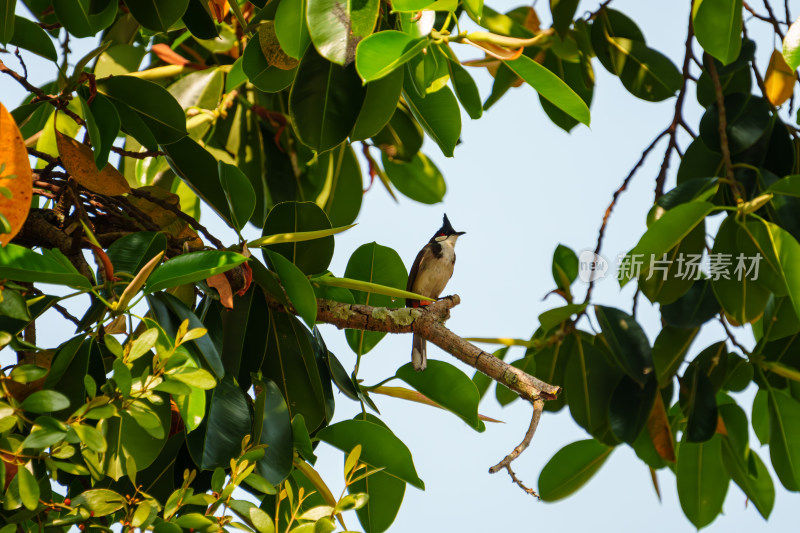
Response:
[2, 0, 800, 530]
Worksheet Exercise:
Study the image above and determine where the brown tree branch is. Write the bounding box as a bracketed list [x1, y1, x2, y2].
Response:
[706, 56, 741, 202]
[315, 295, 561, 402]
[488, 398, 545, 498]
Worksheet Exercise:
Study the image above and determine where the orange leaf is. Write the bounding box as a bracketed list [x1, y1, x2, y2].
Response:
[765, 48, 796, 106]
[209, 0, 229, 22]
[645, 391, 676, 463]
[465, 39, 524, 61]
[151, 43, 190, 66]
[54, 126, 131, 196]
[207, 272, 234, 309]
[0, 103, 33, 246]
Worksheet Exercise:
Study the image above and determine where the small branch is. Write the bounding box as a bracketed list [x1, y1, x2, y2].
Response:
[14, 48, 28, 79]
[583, 132, 668, 305]
[128, 188, 225, 250]
[706, 57, 741, 202]
[718, 315, 751, 355]
[110, 147, 165, 159]
[0, 59, 86, 127]
[654, 12, 694, 200]
[488, 399, 545, 498]
[51, 302, 81, 326]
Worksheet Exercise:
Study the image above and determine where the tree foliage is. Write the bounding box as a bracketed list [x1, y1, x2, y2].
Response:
[0, 0, 800, 530]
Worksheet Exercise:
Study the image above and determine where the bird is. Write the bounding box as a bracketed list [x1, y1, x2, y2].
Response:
[406, 214, 466, 371]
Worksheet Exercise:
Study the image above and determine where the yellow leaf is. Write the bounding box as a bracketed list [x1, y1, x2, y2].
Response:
[765, 48, 796, 106]
[645, 391, 676, 463]
[0, 103, 33, 246]
[55, 126, 131, 196]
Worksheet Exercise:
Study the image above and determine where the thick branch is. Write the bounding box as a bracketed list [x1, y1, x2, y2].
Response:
[316, 295, 561, 402]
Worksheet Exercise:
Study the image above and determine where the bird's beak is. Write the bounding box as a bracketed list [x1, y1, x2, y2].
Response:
[455, 231, 466, 236]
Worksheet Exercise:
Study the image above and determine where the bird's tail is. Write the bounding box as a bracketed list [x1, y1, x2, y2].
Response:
[412, 334, 427, 371]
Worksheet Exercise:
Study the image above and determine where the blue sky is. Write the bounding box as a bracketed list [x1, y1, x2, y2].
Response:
[2, 0, 797, 530]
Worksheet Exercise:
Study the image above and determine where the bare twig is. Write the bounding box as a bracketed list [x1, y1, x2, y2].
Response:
[51, 302, 81, 326]
[718, 315, 751, 355]
[488, 399, 545, 498]
[0, 59, 85, 127]
[13, 48, 28, 79]
[583, 132, 668, 305]
[706, 57, 741, 201]
[110, 147, 166, 160]
[654, 12, 695, 200]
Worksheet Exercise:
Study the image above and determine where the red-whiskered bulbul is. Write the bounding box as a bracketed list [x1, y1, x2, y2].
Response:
[406, 214, 466, 371]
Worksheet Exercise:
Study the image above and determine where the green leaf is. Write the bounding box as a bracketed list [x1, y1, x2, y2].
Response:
[766, 221, 800, 321]
[253, 379, 293, 484]
[85, 93, 120, 170]
[446, 57, 482, 120]
[145, 251, 246, 294]
[783, 16, 800, 70]
[304, 144, 364, 227]
[503, 55, 591, 126]
[564, 336, 622, 445]
[0, 0, 14, 45]
[275, 0, 310, 59]
[182, 0, 218, 39]
[608, 375, 657, 443]
[8, 16, 57, 61]
[262, 310, 328, 433]
[264, 250, 317, 328]
[352, 68, 405, 140]
[594, 306, 653, 385]
[699, 93, 771, 154]
[343, 242, 407, 355]
[52, 0, 117, 38]
[306, 0, 380, 65]
[107, 231, 168, 276]
[711, 217, 770, 325]
[218, 161, 256, 233]
[538, 439, 613, 501]
[98, 75, 188, 145]
[622, 202, 715, 285]
[124, 0, 190, 32]
[71, 488, 126, 517]
[552, 244, 579, 292]
[550, 0, 579, 38]
[241, 33, 298, 93]
[539, 51, 594, 133]
[382, 152, 445, 204]
[652, 325, 698, 387]
[661, 279, 721, 329]
[0, 245, 91, 289]
[16, 466, 39, 511]
[677, 435, 730, 529]
[289, 48, 366, 152]
[680, 364, 718, 442]
[161, 137, 233, 222]
[186, 373, 251, 470]
[402, 81, 461, 158]
[693, 0, 743, 65]
[538, 303, 586, 332]
[396, 360, 484, 431]
[462, 0, 483, 23]
[605, 37, 683, 102]
[355, 31, 428, 83]
[72, 422, 107, 453]
[21, 390, 71, 413]
[261, 201, 335, 275]
[9, 364, 47, 384]
[767, 388, 800, 491]
[317, 419, 424, 489]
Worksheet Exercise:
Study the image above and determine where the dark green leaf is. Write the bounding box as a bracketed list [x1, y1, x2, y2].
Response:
[241, 33, 297, 93]
[253, 379, 293, 484]
[52, 0, 117, 38]
[289, 48, 366, 152]
[595, 306, 653, 385]
[652, 325, 698, 387]
[608, 375, 657, 443]
[538, 439, 613, 501]
[550, 0, 579, 38]
[187, 374, 250, 470]
[98, 75, 187, 145]
[446, 57, 482, 119]
[107, 231, 167, 276]
[305, 143, 363, 227]
[699, 94, 771, 154]
[767, 388, 800, 491]
[680, 364, 718, 442]
[8, 16, 57, 61]
[396, 360, 484, 431]
[661, 279, 721, 329]
[604, 37, 682, 101]
[124, 0, 189, 32]
[261, 201, 335, 275]
[182, 0, 218, 39]
[0, 0, 14, 44]
[552, 244, 579, 292]
[274, 0, 309, 59]
[218, 161, 256, 233]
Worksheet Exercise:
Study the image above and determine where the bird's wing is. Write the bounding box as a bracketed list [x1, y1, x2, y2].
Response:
[406, 246, 427, 306]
